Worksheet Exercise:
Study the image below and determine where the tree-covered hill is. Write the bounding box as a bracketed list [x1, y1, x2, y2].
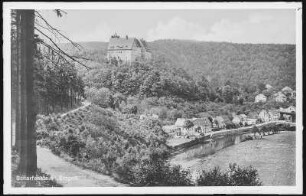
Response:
[149, 40, 296, 89]
[61, 40, 296, 90]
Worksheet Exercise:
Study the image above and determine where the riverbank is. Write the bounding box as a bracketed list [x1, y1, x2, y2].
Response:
[171, 131, 295, 186]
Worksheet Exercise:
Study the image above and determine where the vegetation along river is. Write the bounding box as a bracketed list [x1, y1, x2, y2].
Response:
[171, 131, 296, 186]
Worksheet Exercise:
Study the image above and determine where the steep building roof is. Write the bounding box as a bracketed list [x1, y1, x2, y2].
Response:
[265, 84, 272, 89]
[221, 115, 233, 125]
[247, 112, 259, 119]
[232, 116, 241, 124]
[197, 112, 214, 121]
[239, 114, 248, 120]
[108, 37, 149, 51]
[274, 91, 286, 97]
[215, 116, 225, 123]
[192, 118, 212, 127]
[255, 94, 267, 99]
[282, 86, 293, 93]
[108, 37, 137, 50]
[175, 118, 187, 127]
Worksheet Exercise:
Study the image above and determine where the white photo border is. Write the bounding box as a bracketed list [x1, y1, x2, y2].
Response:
[3, 1, 303, 195]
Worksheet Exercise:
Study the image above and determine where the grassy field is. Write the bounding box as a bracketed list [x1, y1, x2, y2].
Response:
[172, 131, 296, 186]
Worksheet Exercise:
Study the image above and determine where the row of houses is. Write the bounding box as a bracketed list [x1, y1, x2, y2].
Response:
[162, 106, 296, 139]
[163, 117, 213, 139]
[255, 86, 296, 103]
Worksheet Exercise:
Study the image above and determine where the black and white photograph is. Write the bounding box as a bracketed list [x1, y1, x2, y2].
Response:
[3, 2, 303, 195]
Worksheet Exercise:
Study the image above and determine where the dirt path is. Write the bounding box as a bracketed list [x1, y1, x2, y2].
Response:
[61, 101, 91, 118]
[37, 146, 126, 187]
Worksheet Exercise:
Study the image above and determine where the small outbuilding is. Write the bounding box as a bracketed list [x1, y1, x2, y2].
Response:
[255, 94, 267, 103]
[259, 109, 270, 122]
[274, 92, 287, 103]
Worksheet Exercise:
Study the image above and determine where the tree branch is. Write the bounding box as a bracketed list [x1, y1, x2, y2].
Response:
[35, 11, 83, 50]
[39, 41, 71, 65]
[35, 27, 90, 70]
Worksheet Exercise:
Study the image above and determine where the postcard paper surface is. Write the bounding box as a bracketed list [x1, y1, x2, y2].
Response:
[3, 2, 303, 195]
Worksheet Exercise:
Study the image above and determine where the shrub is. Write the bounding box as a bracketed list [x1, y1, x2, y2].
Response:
[184, 120, 194, 129]
[149, 107, 167, 120]
[122, 104, 138, 114]
[168, 109, 183, 121]
[196, 166, 229, 186]
[85, 87, 113, 108]
[227, 163, 262, 186]
[130, 150, 193, 186]
[196, 163, 262, 186]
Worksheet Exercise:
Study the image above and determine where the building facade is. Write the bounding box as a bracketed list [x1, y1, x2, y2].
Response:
[255, 94, 267, 103]
[274, 92, 287, 103]
[259, 109, 270, 122]
[107, 34, 151, 65]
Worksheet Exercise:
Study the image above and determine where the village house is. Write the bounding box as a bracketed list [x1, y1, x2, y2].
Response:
[291, 91, 296, 99]
[238, 114, 248, 126]
[288, 106, 296, 113]
[246, 111, 259, 125]
[246, 118, 257, 126]
[248, 111, 259, 119]
[162, 125, 181, 137]
[221, 115, 235, 129]
[139, 113, 159, 120]
[280, 106, 296, 113]
[107, 33, 151, 65]
[163, 117, 215, 139]
[268, 109, 280, 121]
[214, 116, 226, 129]
[279, 106, 296, 121]
[255, 94, 267, 103]
[173, 118, 195, 137]
[265, 84, 273, 90]
[175, 118, 187, 127]
[192, 118, 213, 134]
[282, 86, 293, 95]
[259, 109, 270, 122]
[232, 115, 241, 126]
[139, 114, 146, 120]
[273, 91, 287, 103]
[152, 114, 159, 119]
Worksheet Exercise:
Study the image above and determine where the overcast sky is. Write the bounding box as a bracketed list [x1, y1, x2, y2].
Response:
[39, 9, 296, 44]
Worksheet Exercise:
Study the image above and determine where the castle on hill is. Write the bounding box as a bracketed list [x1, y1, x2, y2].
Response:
[107, 33, 151, 65]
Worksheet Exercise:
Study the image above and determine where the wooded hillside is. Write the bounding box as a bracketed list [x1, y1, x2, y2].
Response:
[62, 40, 296, 90]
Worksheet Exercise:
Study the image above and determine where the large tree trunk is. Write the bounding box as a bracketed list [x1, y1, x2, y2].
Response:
[17, 9, 37, 176]
[11, 10, 17, 149]
[14, 11, 22, 151]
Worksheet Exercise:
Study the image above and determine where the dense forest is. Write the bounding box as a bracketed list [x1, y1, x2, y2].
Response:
[62, 40, 296, 90]
[58, 39, 296, 125]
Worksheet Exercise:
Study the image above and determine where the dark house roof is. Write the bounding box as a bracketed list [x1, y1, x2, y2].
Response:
[248, 112, 259, 119]
[108, 37, 149, 51]
[221, 115, 232, 125]
[192, 118, 212, 127]
[108, 37, 136, 50]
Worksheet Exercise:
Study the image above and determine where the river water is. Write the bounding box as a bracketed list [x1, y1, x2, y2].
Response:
[171, 131, 296, 186]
